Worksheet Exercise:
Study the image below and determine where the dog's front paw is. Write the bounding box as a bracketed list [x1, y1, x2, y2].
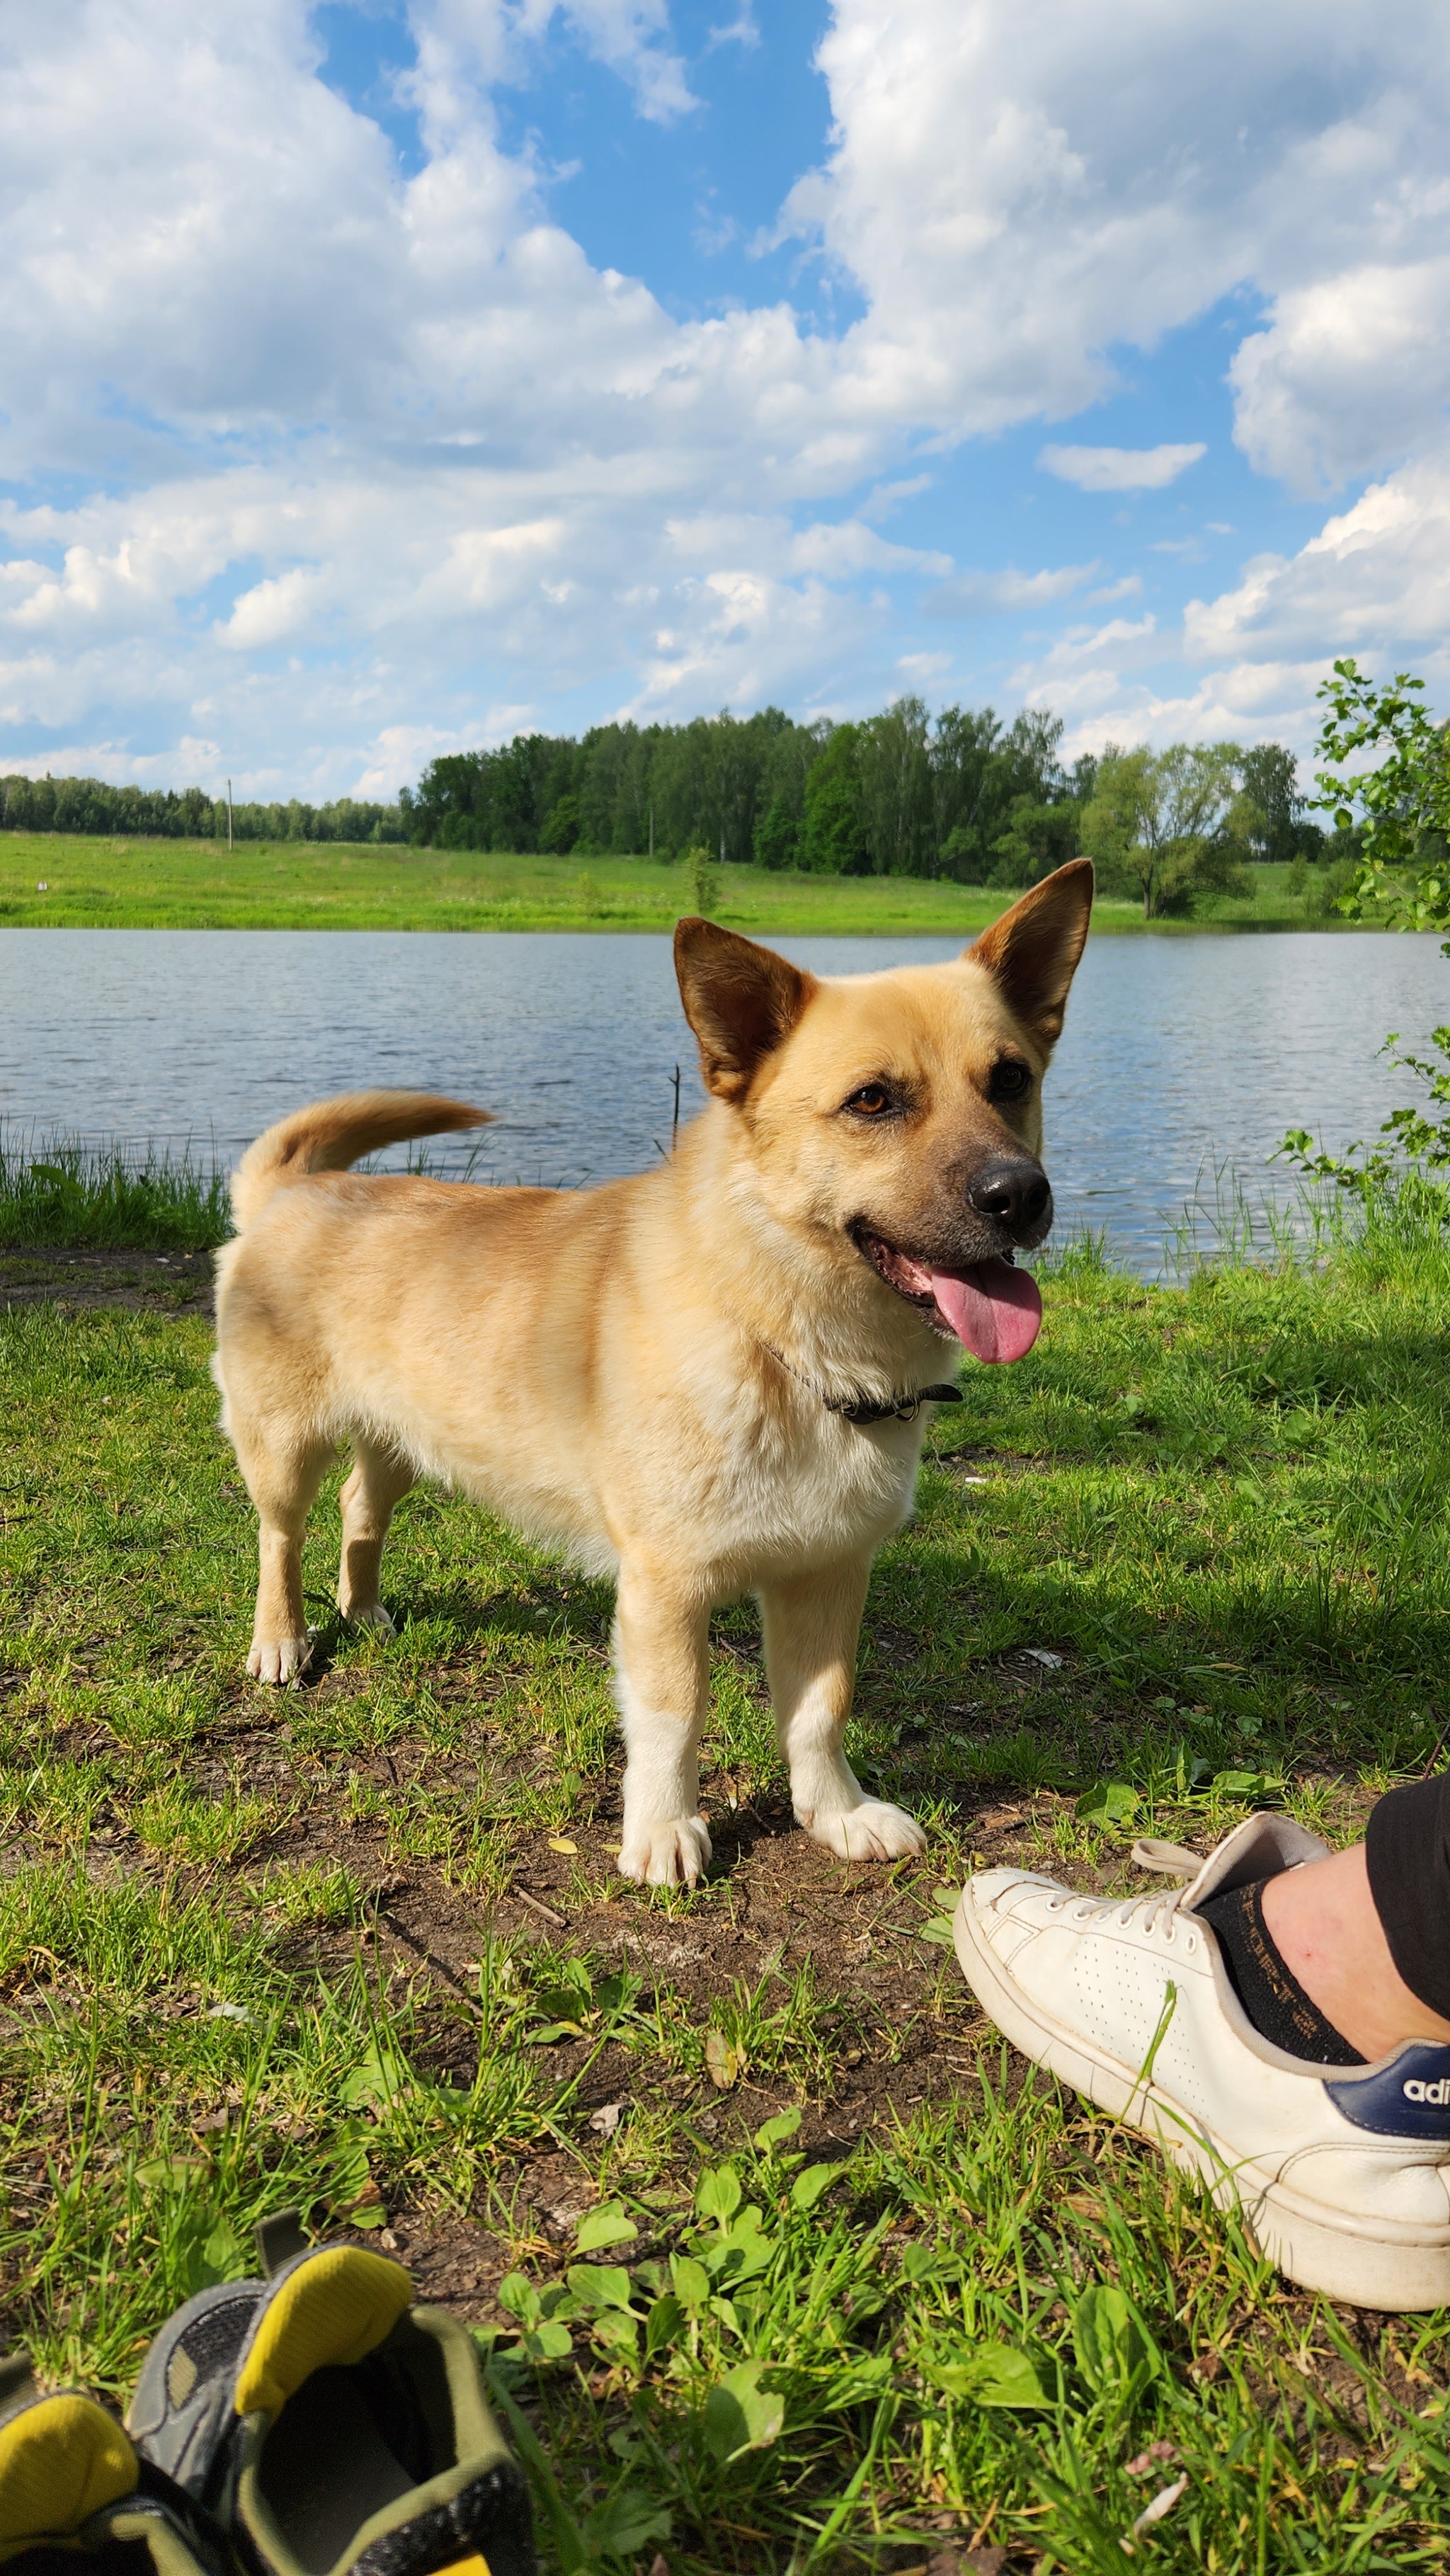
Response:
[248, 1626, 318, 1685]
[617, 1815, 713, 1887]
[343, 1602, 396, 1637]
[804, 1798, 927, 1863]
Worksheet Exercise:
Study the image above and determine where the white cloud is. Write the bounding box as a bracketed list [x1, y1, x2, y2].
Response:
[1184, 452, 1450, 665]
[707, 4, 759, 50]
[218, 569, 330, 651]
[418, 0, 699, 124]
[788, 521, 952, 578]
[782, 1, 1450, 460]
[1039, 443, 1206, 492]
[927, 562, 1100, 616]
[1006, 451, 1450, 756]
[1230, 258, 1450, 494]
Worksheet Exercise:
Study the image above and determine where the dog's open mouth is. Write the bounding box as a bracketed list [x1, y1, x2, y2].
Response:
[857, 1231, 1042, 1364]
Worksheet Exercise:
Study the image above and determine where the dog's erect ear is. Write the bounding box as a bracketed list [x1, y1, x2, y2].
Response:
[969, 858, 1094, 1049]
[674, 918, 816, 1102]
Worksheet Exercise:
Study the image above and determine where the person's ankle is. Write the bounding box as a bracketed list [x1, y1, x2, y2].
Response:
[1260, 1844, 1450, 2063]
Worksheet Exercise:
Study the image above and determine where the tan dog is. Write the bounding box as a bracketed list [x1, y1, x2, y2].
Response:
[212, 859, 1092, 1884]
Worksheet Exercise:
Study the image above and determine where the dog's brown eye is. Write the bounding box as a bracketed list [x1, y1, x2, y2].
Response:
[990, 1059, 1032, 1103]
[845, 1082, 893, 1118]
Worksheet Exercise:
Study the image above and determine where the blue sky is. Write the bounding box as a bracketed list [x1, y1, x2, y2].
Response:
[2, 0, 1448, 796]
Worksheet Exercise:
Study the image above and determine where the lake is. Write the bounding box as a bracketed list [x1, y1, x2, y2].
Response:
[3, 926, 1445, 1274]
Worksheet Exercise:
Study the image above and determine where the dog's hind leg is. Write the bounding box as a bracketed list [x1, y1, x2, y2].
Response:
[761, 1556, 928, 1863]
[229, 1415, 334, 1685]
[612, 1561, 712, 1887]
[338, 1439, 416, 1636]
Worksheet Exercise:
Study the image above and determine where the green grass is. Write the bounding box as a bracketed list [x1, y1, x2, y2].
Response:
[0, 833, 1358, 934]
[0, 1134, 229, 1249]
[1, 1192, 1449, 2568]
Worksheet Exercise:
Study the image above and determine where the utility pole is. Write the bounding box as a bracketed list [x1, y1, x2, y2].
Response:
[648, 802, 654, 861]
[227, 778, 234, 851]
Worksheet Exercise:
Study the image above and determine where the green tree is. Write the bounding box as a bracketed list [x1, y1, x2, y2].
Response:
[1279, 662, 1450, 1205]
[855, 695, 935, 875]
[801, 725, 870, 874]
[753, 794, 799, 870]
[685, 845, 720, 914]
[1313, 659, 1450, 935]
[987, 795, 1083, 887]
[540, 794, 581, 853]
[1081, 743, 1248, 920]
[929, 706, 1065, 880]
[1237, 742, 1307, 863]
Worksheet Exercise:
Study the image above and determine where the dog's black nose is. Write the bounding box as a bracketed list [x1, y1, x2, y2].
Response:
[968, 1157, 1051, 1236]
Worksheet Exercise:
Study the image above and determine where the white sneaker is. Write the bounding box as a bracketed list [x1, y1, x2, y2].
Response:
[954, 1813, 1450, 2311]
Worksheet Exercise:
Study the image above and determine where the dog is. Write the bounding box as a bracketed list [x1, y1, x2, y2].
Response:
[212, 857, 1092, 1884]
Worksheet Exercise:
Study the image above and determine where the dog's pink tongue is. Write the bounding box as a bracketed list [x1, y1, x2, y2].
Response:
[929, 1260, 1042, 1363]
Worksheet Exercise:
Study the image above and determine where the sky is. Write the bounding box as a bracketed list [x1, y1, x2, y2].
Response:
[2, 0, 1449, 802]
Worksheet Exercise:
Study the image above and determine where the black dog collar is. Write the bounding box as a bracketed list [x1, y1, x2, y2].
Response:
[761, 1341, 961, 1427]
[825, 1385, 962, 1425]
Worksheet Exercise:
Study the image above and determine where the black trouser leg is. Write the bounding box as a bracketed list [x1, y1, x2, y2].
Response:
[1366, 1774, 1450, 2022]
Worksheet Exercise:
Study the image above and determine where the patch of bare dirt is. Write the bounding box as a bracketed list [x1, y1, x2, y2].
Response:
[0, 1245, 215, 1313]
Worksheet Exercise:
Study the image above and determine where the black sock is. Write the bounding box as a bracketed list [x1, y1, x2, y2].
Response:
[1197, 1877, 1365, 2066]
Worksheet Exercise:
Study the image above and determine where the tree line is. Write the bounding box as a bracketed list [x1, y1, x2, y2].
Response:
[406, 701, 1340, 915]
[0, 775, 406, 843]
[4, 697, 1350, 918]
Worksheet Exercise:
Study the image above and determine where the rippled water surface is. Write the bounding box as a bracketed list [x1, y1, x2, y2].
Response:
[2, 927, 1445, 1272]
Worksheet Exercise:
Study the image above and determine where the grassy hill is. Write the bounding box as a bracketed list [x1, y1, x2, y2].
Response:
[0, 833, 1357, 934]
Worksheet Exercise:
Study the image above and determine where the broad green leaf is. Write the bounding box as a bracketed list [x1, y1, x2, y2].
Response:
[136, 2155, 206, 2188]
[704, 2207, 775, 2281]
[518, 2320, 573, 2361]
[918, 1915, 957, 1947]
[199, 2218, 246, 2281]
[1072, 2284, 1163, 2396]
[328, 2116, 375, 2208]
[697, 2164, 742, 2223]
[702, 2361, 785, 2463]
[580, 2484, 672, 2561]
[790, 2162, 841, 2212]
[923, 2342, 1050, 2410]
[588, 2308, 640, 2356]
[670, 2255, 711, 2310]
[1075, 1781, 1139, 1827]
[1211, 1768, 1268, 1800]
[644, 2293, 685, 2356]
[753, 2105, 802, 2152]
[497, 2272, 542, 2327]
[576, 2201, 639, 2253]
[179, 2218, 247, 2296]
[338, 2038, 409, 2109]
[564, 2262, 636, 2314]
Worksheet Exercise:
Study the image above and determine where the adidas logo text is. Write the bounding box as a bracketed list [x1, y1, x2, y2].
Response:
[1403, 2078, 1450, 2104]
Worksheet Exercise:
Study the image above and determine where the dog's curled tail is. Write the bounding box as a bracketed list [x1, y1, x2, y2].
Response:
[229, 1090, 492, 1233]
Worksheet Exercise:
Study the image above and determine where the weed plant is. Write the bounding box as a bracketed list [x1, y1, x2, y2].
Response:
[0, 1188, 1448, 2567]
[0, 1130, 230, 1249]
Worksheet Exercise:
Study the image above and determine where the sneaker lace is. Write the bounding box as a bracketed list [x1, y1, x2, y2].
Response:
[1047, 1883, 1194, 1942]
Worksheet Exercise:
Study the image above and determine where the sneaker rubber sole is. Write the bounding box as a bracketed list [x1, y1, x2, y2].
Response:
[954, 1886, 1450, 2311]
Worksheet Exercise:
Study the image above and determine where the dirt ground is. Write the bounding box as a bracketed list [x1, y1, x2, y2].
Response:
[0, 1245, 215, 1313]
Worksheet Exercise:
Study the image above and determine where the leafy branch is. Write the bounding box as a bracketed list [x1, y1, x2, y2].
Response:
[1313, 658, 1450, 941]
